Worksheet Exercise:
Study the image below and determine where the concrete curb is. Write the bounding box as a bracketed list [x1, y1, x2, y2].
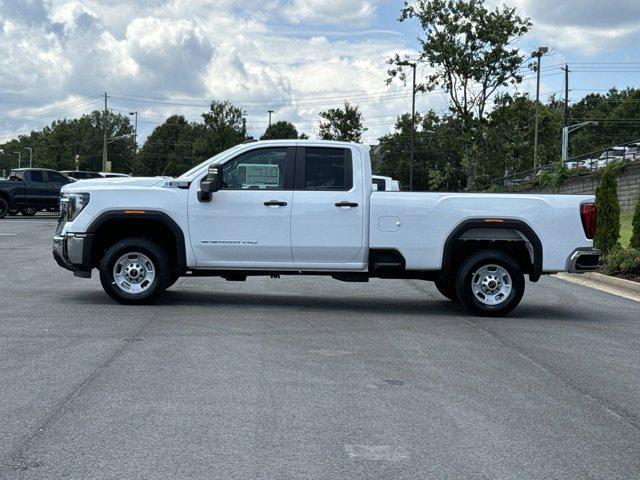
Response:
[555, 272, 640, 302]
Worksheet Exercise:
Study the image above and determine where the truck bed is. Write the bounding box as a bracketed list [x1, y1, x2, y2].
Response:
[369, 192, 593, 272]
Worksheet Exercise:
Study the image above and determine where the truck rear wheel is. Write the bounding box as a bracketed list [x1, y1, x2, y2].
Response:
[455, 250, 524, 317]
[8, 208, 19, 216]
[99, 238, 170, 305]
[0, 198, 8, 219]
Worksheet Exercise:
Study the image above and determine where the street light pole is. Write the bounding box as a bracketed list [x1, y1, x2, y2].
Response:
[102, 92, 108, 172]
[531, 46, 548, 171]
[14, 151, 21, 169]
[24, 147, 33, 168]
[268, 110, 274, 127]
[562, 121, 598, 163]
[398, 60, 417, 191]
[129, 111, 138, 175]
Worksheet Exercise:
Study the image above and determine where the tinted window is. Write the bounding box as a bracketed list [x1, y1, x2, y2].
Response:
[373, 178, 386, 191]
[30, 171, 45, 183]
[222, 148, 288, 190]
[304, 148, 351, 190]
[48, 172, 68, 184]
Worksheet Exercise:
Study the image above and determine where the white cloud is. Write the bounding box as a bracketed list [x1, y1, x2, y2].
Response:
[284, 0, 375, 26]
[0, 0, 439, 143]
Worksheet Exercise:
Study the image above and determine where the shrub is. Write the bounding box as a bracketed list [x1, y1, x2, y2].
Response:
[603, 247, 640, 275]
[594, 165, 620, 255]
[630, 195, 640, 250]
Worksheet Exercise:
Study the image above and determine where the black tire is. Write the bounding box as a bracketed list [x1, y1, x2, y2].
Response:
[99, 238, 170, 305]
[455, 250, 525, 317]
[8, 208, 20, 216]
[0, 198, 8, 219]
[166, 273, 181, 289]
[21, 207, 37, 216]
[434, 278, 459, 303]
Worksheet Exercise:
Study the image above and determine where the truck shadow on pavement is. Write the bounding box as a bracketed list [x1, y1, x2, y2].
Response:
[69, 289, 586, 321]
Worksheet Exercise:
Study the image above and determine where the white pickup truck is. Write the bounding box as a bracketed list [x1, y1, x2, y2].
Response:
[53, 140, 600, 316]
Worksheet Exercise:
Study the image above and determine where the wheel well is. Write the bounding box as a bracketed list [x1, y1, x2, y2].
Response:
[90, 217, 183, 273]
[449, 239, 533, 278]
[0, 191, 10, 204]
[443, 222, 542, 282]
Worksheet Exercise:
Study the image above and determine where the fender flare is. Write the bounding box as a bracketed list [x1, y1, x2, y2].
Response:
[86, 210, 187, 272]
[442, 219, 543, 282]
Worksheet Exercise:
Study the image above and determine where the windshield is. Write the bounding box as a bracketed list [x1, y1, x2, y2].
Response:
[178, 144, 247, 180]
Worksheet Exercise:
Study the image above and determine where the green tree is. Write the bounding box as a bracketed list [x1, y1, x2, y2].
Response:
[477, 93, 562, 183]
[318, 102, 366, 142]
[0, 111, 134, 174]
[373, 110, 465, 191]
[594, 165, 621, 255]
[194, 100, 247, 159]
[137, 115, 197, 176]
[388, 0, 531, 184]
[260, 121, 299, 140]
[630, 195, 640, 250]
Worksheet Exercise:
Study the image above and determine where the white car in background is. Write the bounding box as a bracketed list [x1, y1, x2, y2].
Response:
[372, 175, 400, 191]
[99, 172, 131, 178]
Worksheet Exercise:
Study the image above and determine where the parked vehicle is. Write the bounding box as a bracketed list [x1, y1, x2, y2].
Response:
[372, 175, 400, 191]
[99, 172, 131, 178]
[60, 170, 103, 180]
[0, 168, 74, 218]
[53, 140, 599, 316]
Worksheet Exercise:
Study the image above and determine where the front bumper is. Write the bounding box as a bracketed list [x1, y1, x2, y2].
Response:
[53, 233, 94, 278]
[566, 247, 601, 273]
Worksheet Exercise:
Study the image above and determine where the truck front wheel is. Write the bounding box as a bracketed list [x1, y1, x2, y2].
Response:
[0, 198, 8, 219]
[99, 238, 170, 305]
[434, 278, 459, 303]
[455, 251, 525, 317]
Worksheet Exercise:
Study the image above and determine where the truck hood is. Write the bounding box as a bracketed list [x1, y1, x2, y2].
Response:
[62, 176, 168, 192]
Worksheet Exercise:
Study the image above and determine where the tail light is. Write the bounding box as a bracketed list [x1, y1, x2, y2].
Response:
[580, 203, 597, 239]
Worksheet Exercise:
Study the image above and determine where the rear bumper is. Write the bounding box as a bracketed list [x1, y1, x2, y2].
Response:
[566, 247, 600, 273]
[53, 233, 94, 277]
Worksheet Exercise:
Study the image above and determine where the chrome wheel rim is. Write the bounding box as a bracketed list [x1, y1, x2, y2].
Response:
[112, 252, 155, 295]
[471, 264, 512, 306]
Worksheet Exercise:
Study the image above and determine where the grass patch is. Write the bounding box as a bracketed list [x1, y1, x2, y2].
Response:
[620, 212, 633, 248]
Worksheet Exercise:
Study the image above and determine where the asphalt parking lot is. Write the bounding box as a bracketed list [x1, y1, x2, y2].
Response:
[1, 217, 640, 479]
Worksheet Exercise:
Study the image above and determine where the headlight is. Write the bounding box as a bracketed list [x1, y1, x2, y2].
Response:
[60, 193, 90, 222]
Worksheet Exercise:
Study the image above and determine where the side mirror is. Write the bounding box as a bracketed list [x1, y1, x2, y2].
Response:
[198, 164, 223, 202]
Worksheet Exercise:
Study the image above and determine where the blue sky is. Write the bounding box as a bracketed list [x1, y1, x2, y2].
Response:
[1, 0, 639, 146]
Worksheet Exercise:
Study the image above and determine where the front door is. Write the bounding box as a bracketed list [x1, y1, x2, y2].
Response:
[45, 171, 72, 207]
[291, 146, 365, 268]
[25, 170, 50, 208]
[189, 146, 296, 268]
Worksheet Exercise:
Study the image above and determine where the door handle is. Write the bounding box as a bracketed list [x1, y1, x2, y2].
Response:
[264, 200, 288, 207]
[335, 201, 358, 208]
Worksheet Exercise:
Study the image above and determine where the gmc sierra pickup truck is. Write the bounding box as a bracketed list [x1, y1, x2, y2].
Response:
[0, 168, 73, 218]
[53, 140, 600, 316]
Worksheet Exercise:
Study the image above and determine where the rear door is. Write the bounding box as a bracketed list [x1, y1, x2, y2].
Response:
[291, 146, 365, 267]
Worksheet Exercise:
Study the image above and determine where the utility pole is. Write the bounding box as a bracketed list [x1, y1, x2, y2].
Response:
[102, 92, 108, 172]
[14, 151, 21, 169]
[531, 46, 548, 171]
[129, 111, 138, 175]
[562, 64, 570, 128]
[24, 147, 33, 168]
[268, 110, 274, 127]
